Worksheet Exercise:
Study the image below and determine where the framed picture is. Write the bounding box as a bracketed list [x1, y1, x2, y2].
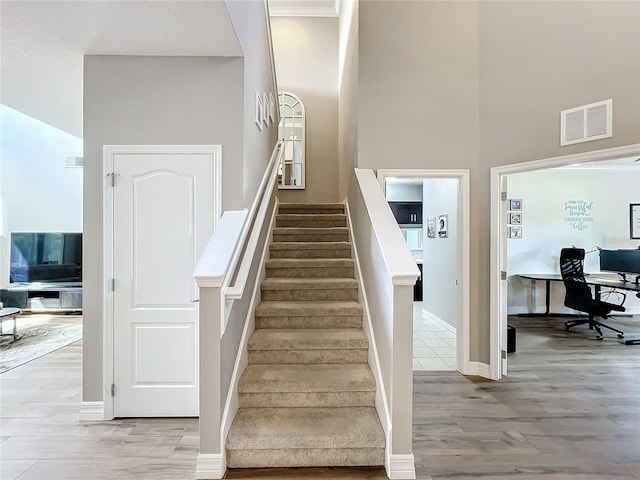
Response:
[509, 226, 522, 239]
[268, 92, 275, 124]
[254, 92, 263, 131]
[508, 212, 522, 225]
[426, 216, 436, 238]
[509, 199, 522, 211]
[631, 203, 640, 239]
[437, 214, 448, 238]
[262, 92, 270, 126]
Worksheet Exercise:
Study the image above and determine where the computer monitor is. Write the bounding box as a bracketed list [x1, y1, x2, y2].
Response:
[599, 249, 640, 283]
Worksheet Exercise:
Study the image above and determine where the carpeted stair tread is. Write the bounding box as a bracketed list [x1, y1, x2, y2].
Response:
[269, 241, 352, 259]
[278, 203, 345, 215]
[261, 278, 357, 290]
[238, 363, 375, 394]
[255, 301, 362, 317]
[226, 407, 385, 451]
[266, 258, 355, 268]
[273, 227, 349, 235]
[276, 214, 347, 228]
[248, 328, 368, 351]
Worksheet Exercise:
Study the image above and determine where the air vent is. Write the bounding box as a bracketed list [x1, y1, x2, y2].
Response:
[65, 155, 84, 167]
[560, 99, 612, 146]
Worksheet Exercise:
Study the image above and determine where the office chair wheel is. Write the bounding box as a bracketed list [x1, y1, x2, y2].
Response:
[596, 336, 603, 341]
[618, 334, 624, 339]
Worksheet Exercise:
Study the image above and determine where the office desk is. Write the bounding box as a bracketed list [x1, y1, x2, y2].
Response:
[517, 273, 640, 317]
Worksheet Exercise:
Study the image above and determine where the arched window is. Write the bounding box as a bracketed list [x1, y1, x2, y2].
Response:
[277, 92, 305, 189]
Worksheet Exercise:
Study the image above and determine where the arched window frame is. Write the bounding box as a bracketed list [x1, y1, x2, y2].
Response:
[277, 92, 305, 189]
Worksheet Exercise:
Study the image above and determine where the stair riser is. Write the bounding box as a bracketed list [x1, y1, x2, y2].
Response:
[273, 233, 349, 242]
[238, 391, 375, 408]
[266, 267, 354, 279]
[270, 248, 352, 259]
[227, 448, 384, 468]
[261, 289, 358, 302]
[249, 349, 368, 364]
[276, 219, 347, 228]
[279, 207, 345, 215]
[255, 316, 362, 329]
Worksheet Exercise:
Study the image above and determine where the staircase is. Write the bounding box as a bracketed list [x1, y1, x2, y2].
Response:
[226, 203, 385, 469]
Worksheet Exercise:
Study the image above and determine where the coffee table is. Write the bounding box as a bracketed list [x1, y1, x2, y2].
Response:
[0, 307, 21, 343]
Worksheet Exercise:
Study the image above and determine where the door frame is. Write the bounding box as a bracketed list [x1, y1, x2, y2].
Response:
[377, 169, 471, 374]
[489, 143, 640, 380]
[102, 144, 222, 419]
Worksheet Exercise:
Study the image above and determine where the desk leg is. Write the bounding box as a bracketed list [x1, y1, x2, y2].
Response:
[518, 278, 578, 317]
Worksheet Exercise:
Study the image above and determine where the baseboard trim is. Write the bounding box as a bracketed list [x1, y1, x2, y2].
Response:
[79, 401, 104, 421]
[465, 361, 492, 379]
[421, 309, 456, 334]
[195, 453, 225, 479]
[387, 453, 416, 479]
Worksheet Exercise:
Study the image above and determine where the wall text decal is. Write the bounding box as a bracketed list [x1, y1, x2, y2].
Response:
[564, 200, 594, 231]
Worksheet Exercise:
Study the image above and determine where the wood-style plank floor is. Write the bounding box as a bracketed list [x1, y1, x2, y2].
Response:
[1, 315, 639, 479]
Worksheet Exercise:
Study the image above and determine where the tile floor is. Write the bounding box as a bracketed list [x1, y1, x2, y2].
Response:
[412, 301, 456, 371]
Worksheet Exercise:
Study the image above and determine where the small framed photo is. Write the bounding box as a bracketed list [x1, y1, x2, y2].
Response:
[509, 226, 522, 239]
[255, 92, 263, 131]
[437, 214, 448, 238]
[631, 203, 640, 239]
[508, 212, 522, 225]
[262, 92, 270, 126]
[426, 216, 436, 238]
[268, 92, 275, 123]
[509, 199, 522, 211]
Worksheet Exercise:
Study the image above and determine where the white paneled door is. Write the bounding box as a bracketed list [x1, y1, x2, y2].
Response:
[111, 150, 217, 417]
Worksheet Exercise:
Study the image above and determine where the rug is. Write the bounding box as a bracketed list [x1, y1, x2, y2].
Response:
[0, 314, 82, 373]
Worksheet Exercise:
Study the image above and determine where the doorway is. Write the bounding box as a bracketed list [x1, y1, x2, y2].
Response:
[103, 145, 221, 418]
[377, 169, 470, 373]
[490, 144, 640, 379]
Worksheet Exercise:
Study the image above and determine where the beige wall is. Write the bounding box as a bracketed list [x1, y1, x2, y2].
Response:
[338, 0, 359, 201]
[356, 0, 640, 363]
[271, 16, 340, 203]
[83, 55, 245, 401]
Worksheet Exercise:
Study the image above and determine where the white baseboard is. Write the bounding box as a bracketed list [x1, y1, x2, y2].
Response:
[421, 309, 456, 334]
[195, 453, 225, 479]
[79, 401, 104, 421]
[387, 453, 416, 479]
[465, 361, 492, 379]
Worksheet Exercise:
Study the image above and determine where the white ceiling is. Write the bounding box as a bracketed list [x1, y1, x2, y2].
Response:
[0, 1, 242, 137]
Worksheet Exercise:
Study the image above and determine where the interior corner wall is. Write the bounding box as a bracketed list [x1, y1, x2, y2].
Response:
[0, 105, 83, 287]
[477, 0, 640, 359]
[422, 179, 460, 329]
[225, 0, 279, 206]
[82, 55, 243, 401]
[338, 0, 359, 201]
[357, 0, 640, 364]
[357, 0, 481, 357]
[271, 16, 339, 203]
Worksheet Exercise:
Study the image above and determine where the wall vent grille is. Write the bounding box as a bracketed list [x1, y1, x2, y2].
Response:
[65, 155, 84, 168]
[560, 99, 612, 146]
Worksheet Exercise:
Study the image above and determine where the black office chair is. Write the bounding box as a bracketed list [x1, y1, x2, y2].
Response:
[560, 248, 626, 340]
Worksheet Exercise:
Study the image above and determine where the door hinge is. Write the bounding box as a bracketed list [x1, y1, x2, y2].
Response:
[110, 278, 115, 292]
[501, 191, 507, 201]
[106, 172, 119, 186]
[500, 271, 507, 280]
[111, 384, 115, 397]
[501, 350, 507, 359]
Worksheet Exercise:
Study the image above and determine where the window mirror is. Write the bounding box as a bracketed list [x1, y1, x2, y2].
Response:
[277, 92, 305, 189]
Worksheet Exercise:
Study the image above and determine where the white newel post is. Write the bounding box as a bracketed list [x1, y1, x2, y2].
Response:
[193, 210, 248, 480]
[195, 284, 224, 479]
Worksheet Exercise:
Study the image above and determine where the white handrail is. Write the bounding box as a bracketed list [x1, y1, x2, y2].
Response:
[224, 141, 283, 298]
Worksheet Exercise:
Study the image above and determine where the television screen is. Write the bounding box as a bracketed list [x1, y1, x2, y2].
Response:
[9, 232, 82, 283]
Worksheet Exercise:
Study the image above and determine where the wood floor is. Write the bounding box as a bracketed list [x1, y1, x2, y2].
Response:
[1, 315, 639, 479]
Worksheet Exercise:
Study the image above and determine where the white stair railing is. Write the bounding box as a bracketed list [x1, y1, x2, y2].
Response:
[192, 141, 284, 479]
